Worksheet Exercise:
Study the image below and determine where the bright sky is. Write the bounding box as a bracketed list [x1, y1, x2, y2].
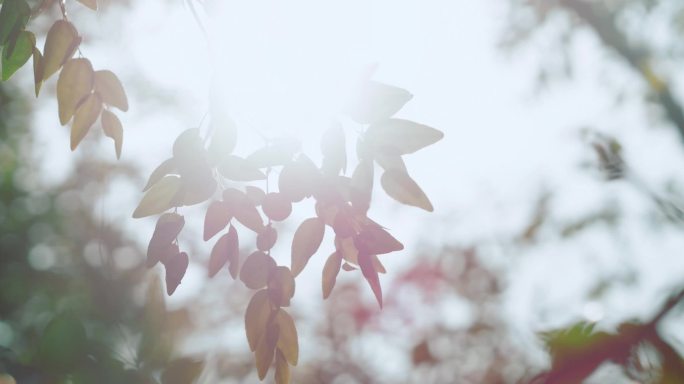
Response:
[22, 0, 684, 377]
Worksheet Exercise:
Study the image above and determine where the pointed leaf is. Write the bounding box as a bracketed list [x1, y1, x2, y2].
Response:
[133, 175, 181, 218]
[218, 155, 266, 181]
[268, 266, 295, 307]
[43, 20, 80, 80]
[208, 226, 239, 278]
[366, 118, 444, 155]
[163, 251, 189, 296]
[32, 47, 43, 96]
[232, 195, 264, 233]
[381, 170, 433, 211]
[245, 290, 272, 351]
[70, 93, 102, 151]
[274, 349, 290, 384]
[147, 213, 184, 267]
[255, 322, 279, 380]
[143, 158, 177, 191]
[94, 69, 128, 111]
[358, 252, 382, 308]
[0, 0, 30, 46]
[290, 217, 325, 276]
[275, 309, 298, 366]
[355, 223, 403, 255]
[2, 30, 34, 81]
[101, 109, 123, 159]
[203, 200, 232, 241]
[322, 251, 342, 299]
[240, 251, 276, 289]
[345, 81, 412, 124]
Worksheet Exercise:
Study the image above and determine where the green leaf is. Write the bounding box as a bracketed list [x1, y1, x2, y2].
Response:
[101, 109, 123, 159]
[37, 313, 87, 373]
[70, 93, 102, 151]
[1, 30, 33, 81]
[43, 20, 80, 80]
[94, 70, 128, 111]
[365, 118, 444, 155]
[133, 175, 181, 218]
[143, 158, 177, 192]
[290, 217, 325, 276]
[380, 169, 433, 212]
[0, 0, 30, 47]
[57, 58, 94, 125]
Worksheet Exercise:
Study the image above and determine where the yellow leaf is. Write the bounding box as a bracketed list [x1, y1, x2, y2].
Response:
[274, 350, 290, 384]
[380, 170, 433, 212]
[373, 255, 386, 274]
[240, 251, 276, 289]
[70, 93, 102, 151]
[94, 70, 128, 111]
[143, 158, 177, 192]
[322, 251, 342, 299]
[338, 236, 358, 265]
[101, 109, 123, 159]
[76, 0, 97, 11]
[290, 217, 325, 276]
[267, 266, 295, 307]
[365, 118, 444, 155]
[132, 175, 181, 218]
[275, 309, 298, 366]
[255, 323, 278, 380]
[32, 47, 43, 97]
[245, 290, 272, 351]
[208, 225, 239, 278]
[42, 20, 80, 80]
[57, 58, 93, 125]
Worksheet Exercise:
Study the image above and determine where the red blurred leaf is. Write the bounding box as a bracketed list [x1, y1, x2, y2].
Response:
[358, 251, 382, 308]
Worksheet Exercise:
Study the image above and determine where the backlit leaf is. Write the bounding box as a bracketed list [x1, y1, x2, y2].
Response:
[240, 251, 276, 289]
[350, 160, 373, 214]
[208, 225, 239, 278]
[290, 217, 325, 276]
[203, 200, 231, 241]
[207, 113, 237, 164]
[245, 186, 266, 206]
[245, 290, 272, 351]
[322, 251, 342, 299]
[43, 20, 80, 80]
[268, 266, 295, 307]
[274, 350, 290, 384]
[57, 59, 93, 125]
[218, 155, 266, 181]
[381, 170, 433, 211]
[75, 0, 97, 11]
[365, 118, 444, 155]
[147, 213, 184, 267]
[143, 158, 177, 191]
[94, 70, 128, 111]
[133, 175, 181, 218]
[355, 223, 403, 255]
[0, 0, 30, 46]
[321, 121, 346, 176]
[375, 153, 407, 173]
[373, 255, 387, 274]
[32, 47, 43, 96]
[262, 193, 292, 222]
[101, 109, 123, 159]
[231, 192, 264, 233]
[358, 251, 382, 308]
[163, 251, 189, 296]
[70, 93, 102, 151]
[2, 30, 33, 81]
[246, 140, 299, 168]
[345, 81, 412, 124]
[278, 156, 320, 202]
[255, 323, 278, 380]
[257, 225, 277, 252]
[173, 128, 203, 160]
[275, 309, 298, 366]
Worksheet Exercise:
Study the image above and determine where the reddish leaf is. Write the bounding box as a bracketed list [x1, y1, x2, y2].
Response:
[245, 186, 266, 206]
[224, 189, 264, 233]
[268, 266, 295, 307]
[355, 223, 403, 255]
[322, 251, 342, 299]
[262, 193, 292, 222]
[290, 218, 325, 276]
[163, 251, 189, 296]
[350, 160, 374, 214]
[203, 200, 232, 241]
[240, 251, 277, 289]
[257, 225, 278, 252]
[358, 251, 382, 308]
[332, 209, 355, 238]
[208, 225, 239, 278]
[147, 213, 184, 267]
[245, 290, 272, 351]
